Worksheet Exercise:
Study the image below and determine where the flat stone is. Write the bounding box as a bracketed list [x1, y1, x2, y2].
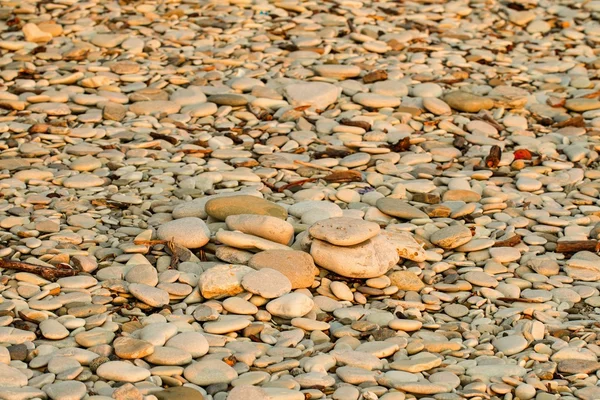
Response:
[430, 225, 473, 249]
[381, 230, 427, 262]
[242, 268, 292, 298]
[157, 217, 210, 249]
[91, 33, 127, 48]
[423, 97, 452, 115]
[444, 91, 494, 112]
[165, 332, 209, 358]
[96, 361, 151, 382]
[215, 230, 290, 251]
[353, 93, 401, 108]
[154, 387, 204, 400]
[129, 101, 181, 115]
[558, 360, 600, 374]
[284, 82, 340, 110]
[114, 336, 155, 359]
[206, 195, 287, 220]
[63, 174, 104, 188]
[311, 234, 399, 278]
[388, 271, 425, 291]
[39, 319, 69, 340]
[183, 360, 238, 386]
[225, 214, 294, 244]
[376, 198, 428, 219]
[308, 217, 380, 246]
[203, 315, 251, 334]
[467, 364, 527, 379]
[313, 65, 361, 79]
[22, 23, 53, 43]
[411, 83, 443, 98]
[248, 250, 317, 289]
[390, 354, 441, 373]
[493, 335, 528, 356]
[0, 364, 28, 387]
[266, 292, 314, 319]
[46, 381, 87, 400]
[128, 283, 170, 307]
[565, 98, 600, 112]
[145, 346, 192, 366]
[198, 264, 254, 299]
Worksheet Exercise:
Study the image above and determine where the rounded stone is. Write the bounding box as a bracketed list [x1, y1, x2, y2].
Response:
[165, 332, 209, 358]
[154, 387, 204, 400]
[198, 264, 254, 299]
[248, 250, 317, 289]
[266, 292, 314, 319]
[241, 268, 292, 299]
[311, 234, 399, 278]
[128, 283, 170, 307]
[205, 195, 287, 220]
[96, 361, 151, 382]
[429, 225, 473, 249]
[183, 360, 238, 386]
[157, 217, 210, 249]
[308, 217, 381, 246]
[0, 364, 28, 387]
[46, 381, 87, 400]
[225, 214, 294, 245]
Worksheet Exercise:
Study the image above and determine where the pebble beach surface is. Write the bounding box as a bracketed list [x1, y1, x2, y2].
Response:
[1, 1, 600, 400]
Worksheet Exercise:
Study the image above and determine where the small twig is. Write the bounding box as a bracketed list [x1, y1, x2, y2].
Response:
[0, 259, 79, 281]
[294, 160, 332, 171]
[167, 239, 179, 269]
[556, 240, 600, 253]
[198, 249, 208, 262]
[134, 239, 169, 246]
[497, 297, 541, 304]
[485, 145, 502, 168]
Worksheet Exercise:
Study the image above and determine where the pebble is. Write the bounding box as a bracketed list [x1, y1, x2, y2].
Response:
[198, 264, 254, 299]
[285, 82, 340, 110]
[248, 250, 317, 289]
[266, 292, 315, 319]
[429, 225, 473, 249]
[376, 198, 428, 220]
[308, 217, 380, 246]
[226, 214, 294, 245]
[157, 217, 210, 249]
[241, 268, 292, 299]
[311, 234, 399, 278]
[443, 91, 494, 112]
[96, 361, 151, 382]
[184, 360, 238, 386]
[206, 195, 287, 220]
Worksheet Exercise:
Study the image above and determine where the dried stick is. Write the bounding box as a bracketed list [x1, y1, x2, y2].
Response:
[134, 239, 169, 246]
[485, 145, 502, 168]
[556, 241, 600, 253]
[323, 170, 363, 183]
[166, 240, 179, 269]
[0, 259, 79, 281]
[294, 160, 332, 171]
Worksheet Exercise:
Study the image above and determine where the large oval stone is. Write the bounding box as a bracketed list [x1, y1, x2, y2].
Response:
[311, 234, 399, 278]
[205, 195, 287, 220]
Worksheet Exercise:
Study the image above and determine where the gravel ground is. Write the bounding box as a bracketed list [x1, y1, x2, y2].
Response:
[1, 1, 600, 400]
